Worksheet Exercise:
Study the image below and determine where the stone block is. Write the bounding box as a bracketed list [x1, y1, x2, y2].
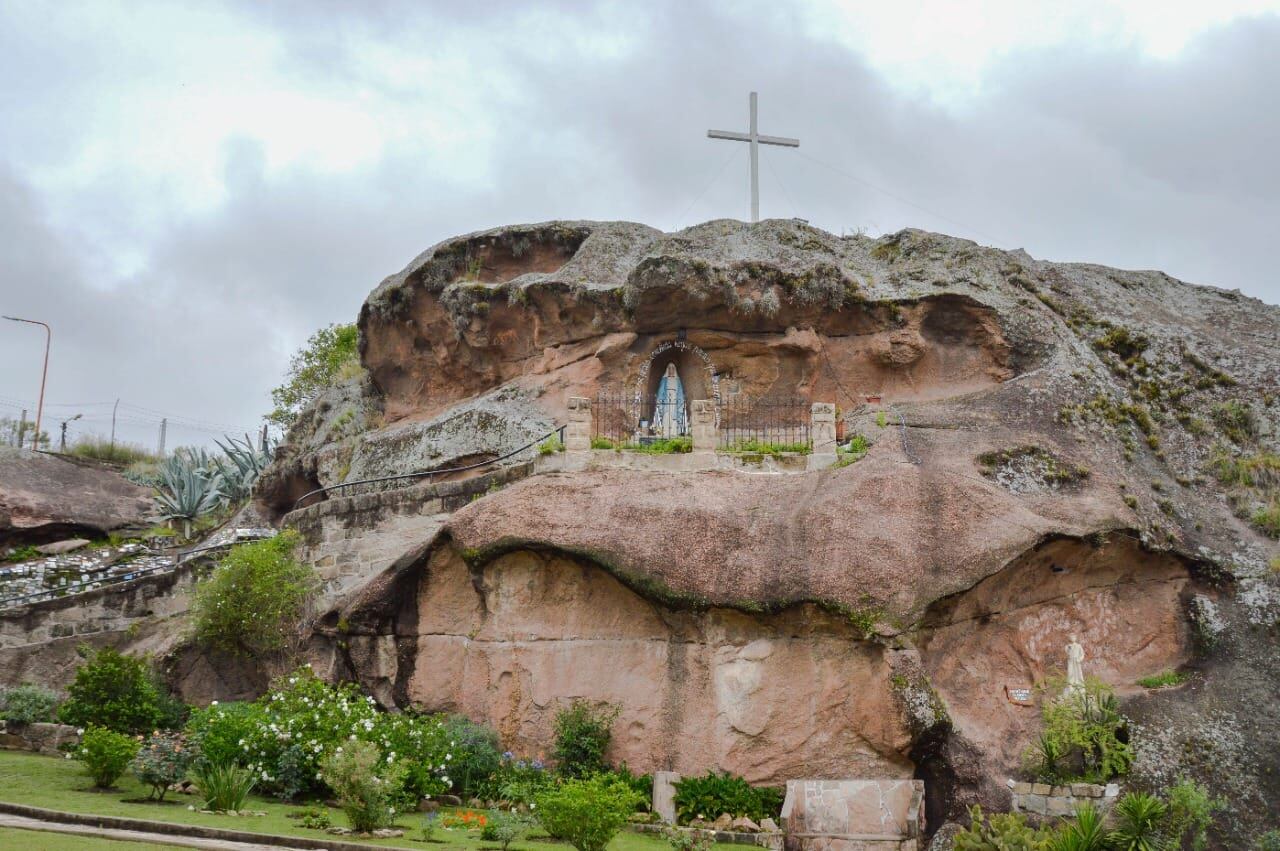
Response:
[1012, 782, 1033, 795]
[1104, 784, 1120, 798]
[1021, 794, 1047, 815]
[1070, 784, 1091, 797]
[1031, 783, 1051, 795]
[653, 770, 681, 824]
[1047, 796, 1076, 816]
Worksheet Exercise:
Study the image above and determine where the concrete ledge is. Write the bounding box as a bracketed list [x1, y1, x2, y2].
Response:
[627, 821, 783, 849]
[0, 800, 414, 851]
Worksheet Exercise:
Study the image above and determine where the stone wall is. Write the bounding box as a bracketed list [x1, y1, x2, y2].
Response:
[284, 462, 535, 599]
[1007, 779, 1119, 817]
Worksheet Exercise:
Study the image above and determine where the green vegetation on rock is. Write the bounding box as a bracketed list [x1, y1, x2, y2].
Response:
[268, 322, 362, 427]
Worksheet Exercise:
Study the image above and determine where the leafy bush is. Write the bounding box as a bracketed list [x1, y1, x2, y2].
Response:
[321, 739, 406, 833]
[538, 436, 565, 455]
[535, 775, 641, 851]
[269, 323, 361, 427]
[185, 701, 267, 770]
[442, 714, 502, 798]
[1257, 830, 1280, 851]
[194, 761, 256, 811]
[191, 530, 316, 658]
[131, 732, 197, 801]
[0, 683, 60, 724]
[76, 725, 141, 789]
[672, 770, 783, 825]
[590, 436, 616, 450]
[603, 763, 653, 812]
[1024, 678, 1130, 784]
[482, 752, 551, 808]
[620, 436, 693, 454]
[59, 647, 177, 735]
[186, 667, 450, 801]
[1162, 778, 1224, 851]
[664, 827, 715, 851]
[722, 438, 812, 456]
[954, 805, 1050, 850]
[552, 700, 619, 778]
[481, 808, 536, 850]
[835, 434, 869, 467]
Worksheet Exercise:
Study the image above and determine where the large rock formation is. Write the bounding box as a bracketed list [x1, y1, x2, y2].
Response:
[0, 447, 155, 546]
[167, 220, 1280, 841]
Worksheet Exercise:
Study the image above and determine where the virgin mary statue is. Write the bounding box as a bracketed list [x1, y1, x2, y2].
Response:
[653, 363, 689, 437]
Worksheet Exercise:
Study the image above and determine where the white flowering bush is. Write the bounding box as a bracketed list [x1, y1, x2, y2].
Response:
[185, 666, 452, 802]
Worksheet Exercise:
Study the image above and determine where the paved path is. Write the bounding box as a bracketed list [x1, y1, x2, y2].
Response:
[0, 813, 309, 850]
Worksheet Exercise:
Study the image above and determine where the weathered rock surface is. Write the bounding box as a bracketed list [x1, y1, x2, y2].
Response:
[276, 219, 1279, 845]
[0, 447, 155, 545]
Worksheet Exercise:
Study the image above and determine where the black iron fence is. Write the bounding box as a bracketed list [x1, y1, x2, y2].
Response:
[593, 389, 811, 451]
[717, 395, 810, 451]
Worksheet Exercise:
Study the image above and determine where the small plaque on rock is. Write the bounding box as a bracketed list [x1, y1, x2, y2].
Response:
[1005, 685, 1034, 706]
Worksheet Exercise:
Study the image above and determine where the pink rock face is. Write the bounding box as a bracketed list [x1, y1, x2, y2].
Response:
[404, 548, 916, 785]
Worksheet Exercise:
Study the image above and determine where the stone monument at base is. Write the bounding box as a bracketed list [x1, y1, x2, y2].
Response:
[781, 779, 924, 851]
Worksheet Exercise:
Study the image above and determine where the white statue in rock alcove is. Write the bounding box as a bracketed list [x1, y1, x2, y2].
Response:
[653, 363, 688, 437]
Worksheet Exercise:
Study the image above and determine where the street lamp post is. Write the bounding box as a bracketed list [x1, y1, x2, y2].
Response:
[3, 316, 51, 451]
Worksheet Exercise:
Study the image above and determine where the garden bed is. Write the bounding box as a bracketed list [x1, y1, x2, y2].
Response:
[0, 751, 675, 851]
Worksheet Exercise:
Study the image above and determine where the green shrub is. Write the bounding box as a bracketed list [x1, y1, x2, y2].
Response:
[131, 732, 197, 801]
[191, 530, 316, 658]
[1253, 501, 1280, 539]
[672, 770, 783, 825]
[0, 545, 40, 564]
[1023, 678, 1130, 784]
[1135, 670, 1187, 689]
[954, 805, 1050, 850]
[442, 714, 502, 798]
[269, 323, 361, 427]
[552, 700, 619, 778]
[76, 725, 141, 789]
[185, 701, 266, 770]
[535, 775, 641, 851]
[538, 436, 565, 455]
[835, 434, 869, 467]
[59, 647, 177, 735]
[0, 683, 59, 724]
[590, 436, 616, 450]
[321, 739, 406, 833]
[722, 438, 812, 456]
[603, 763, 653, 812]
[1162, 778, 1224, 851]
[481, 808, 536, 850]
[1257, 830, 1280, 850]
[187, 668, 449, 802]
[1212, 401, 1257, 444]
[194, 761, 256, 811]
[482, 753, 551, 807]
[620, 436, 692, 454]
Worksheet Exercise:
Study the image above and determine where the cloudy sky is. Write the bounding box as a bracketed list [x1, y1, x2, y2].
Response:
[1, 1, 1277, 450]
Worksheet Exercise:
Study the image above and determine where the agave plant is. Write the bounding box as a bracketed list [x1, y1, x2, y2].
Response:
[211, 434, 274, 503]
[155, 455, 223, 538]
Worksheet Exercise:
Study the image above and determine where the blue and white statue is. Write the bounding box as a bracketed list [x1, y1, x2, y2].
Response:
[654, 363, 688, 437]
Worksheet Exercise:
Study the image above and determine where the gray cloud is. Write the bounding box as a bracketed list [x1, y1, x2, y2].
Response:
[1, 3, 1276, 448]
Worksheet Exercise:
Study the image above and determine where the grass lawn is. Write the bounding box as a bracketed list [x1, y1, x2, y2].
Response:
[0, 827, 183, 850]
[0, 751, 673, 851]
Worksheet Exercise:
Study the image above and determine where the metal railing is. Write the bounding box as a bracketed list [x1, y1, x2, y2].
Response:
[718, 396, 811, 451]
[593, 389, 690, 444]
[291, 425, 565, 511]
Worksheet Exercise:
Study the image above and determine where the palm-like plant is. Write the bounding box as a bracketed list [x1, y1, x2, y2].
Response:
[1108, 792, 1168, 851]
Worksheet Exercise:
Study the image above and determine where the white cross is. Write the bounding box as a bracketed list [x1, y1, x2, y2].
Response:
[707, 91, 800, 223]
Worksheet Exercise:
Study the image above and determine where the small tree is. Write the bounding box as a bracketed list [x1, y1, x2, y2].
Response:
[268, 323, 361, 427]
[190, 531, 317, 658]
[59, 647, 172, 735]
[536, 775, 641, 851]
[482, 808, 536, 851]
[552, 700, 619, 778]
